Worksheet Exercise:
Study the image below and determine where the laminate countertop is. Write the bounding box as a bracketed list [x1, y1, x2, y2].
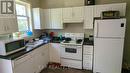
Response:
[0, 43, 48, 60]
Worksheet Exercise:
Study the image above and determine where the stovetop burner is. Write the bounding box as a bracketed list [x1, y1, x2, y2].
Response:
[63, 41, 70, 43]
[76, 39, 83, 44]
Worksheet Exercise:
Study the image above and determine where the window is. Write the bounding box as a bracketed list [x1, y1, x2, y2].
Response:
[13, 1, 32, 38]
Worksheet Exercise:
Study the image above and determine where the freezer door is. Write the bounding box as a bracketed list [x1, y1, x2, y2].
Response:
[94, 19, 126, 38]
[93, 38, 124, 73]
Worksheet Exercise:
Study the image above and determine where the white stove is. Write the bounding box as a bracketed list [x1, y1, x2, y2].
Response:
[60, 33, 84, 69]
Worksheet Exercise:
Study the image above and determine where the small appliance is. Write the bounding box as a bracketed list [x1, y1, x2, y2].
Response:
[101, 11, 120, 19]
[0, 39, 25, 56]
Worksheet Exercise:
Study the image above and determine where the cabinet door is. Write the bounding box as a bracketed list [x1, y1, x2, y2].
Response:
[94, 3, 126, 17]
[0, 17, 18, 34]
[64, 0, 84, 7]
[84, 6, 94, 29]
[51, 8, 63, 29]
[33, 8, 41, 29]
[14, 56, 35, 73]
[49, 43, 61, 63]
[7, 17, 18, 33]
[43, 9, 51, 29]
[83, 55, 93, 70]
[0, 18, 6, 34]
[72, 7, 84, 21]
[62, 8, 73, 23]
[83, 45, 93, 55]
[34, 47, 45, 73]
[43, 44, 49, 65]
[40, 44, 49, 68]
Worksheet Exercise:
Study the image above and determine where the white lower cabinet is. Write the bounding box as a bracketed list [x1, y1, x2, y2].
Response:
[13, 52, 35, 73]
[83, 45, 93, 70]
[34, 48, 45, 73]
[49, 43, 61, 63]
[14, 56, 35, 73]
[33, 44, 49, 73]
[13, 44, 49, 73]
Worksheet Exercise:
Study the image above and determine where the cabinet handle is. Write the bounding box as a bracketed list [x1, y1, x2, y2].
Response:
[7, 26, 9, 30]
[4, 26, 6, 31]
[72, 12, 74, 17]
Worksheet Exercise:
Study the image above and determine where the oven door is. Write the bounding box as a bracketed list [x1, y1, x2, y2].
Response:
[61, 45, 82, 60]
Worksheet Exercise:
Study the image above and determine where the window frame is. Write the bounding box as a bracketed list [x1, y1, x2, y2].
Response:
[13, 1, 33, 38]
[16, 1, 32, 32]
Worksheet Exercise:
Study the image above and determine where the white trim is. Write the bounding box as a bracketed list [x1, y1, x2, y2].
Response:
[15, 1, 32, 32]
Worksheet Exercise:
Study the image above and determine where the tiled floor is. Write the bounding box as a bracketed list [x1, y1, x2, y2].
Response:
[40, 68, 92, 73]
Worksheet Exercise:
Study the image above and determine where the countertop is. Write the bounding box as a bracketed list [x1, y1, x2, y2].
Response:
[0, 43, 48, 60]
[0, 37, 61, 60]
[0, 37, 93, 60]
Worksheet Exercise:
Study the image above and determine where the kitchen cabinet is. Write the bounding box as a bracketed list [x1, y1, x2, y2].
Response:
[84, 6, 94, 29]
[0, 44, 50, 73]
[33, 44, 49, 73]
[64, 0, 84, 7]
[33, 8, 45, 29]
[49, 43, 61, 63]
[62, 6, 84, 23]
[94, 3, 126, 17]
[83, 45, 93, 70]
[33, 8, 63, 29]
[43, 44, 50, 65]
[34, 47, 45, 73]
[51, 8, 63, 29]
[0, 0, 18, 35]
[14, 53, 35, 73]
[0, 16, 18, 35]
[43, 9, 52, 29]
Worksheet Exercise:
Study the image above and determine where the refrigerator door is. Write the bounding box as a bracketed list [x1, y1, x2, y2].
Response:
[94, 19, 126, 38]
[93, 38, 124, 73]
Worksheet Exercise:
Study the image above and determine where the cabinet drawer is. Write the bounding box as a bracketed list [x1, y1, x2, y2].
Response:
[83, 46, 93, 55]
[14, 54, 32, 67]
[83, 55, 93, 70]
[61, 58, 82, 69]
[83, 55, 93, 62]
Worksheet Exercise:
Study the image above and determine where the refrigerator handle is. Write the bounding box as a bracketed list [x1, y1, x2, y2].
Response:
[94, 21, 98, 37]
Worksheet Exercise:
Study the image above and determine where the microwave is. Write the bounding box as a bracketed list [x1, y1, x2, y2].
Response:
[0, 39, 25, 56]
[101, 11, 120, 19]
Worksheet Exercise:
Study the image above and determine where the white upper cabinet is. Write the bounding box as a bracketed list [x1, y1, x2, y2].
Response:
[62, 8, 73, 22]
[33, 8, 46, 29]
[0, 0, 18, 35]
[84, 6, 94, 29]
[94, 3, 126, 17]
[63, 6, 84, 23]
[6, 17, 18, 33]
[51, 8, 63, 29]
[0, 16, 18, 35]
[33, 8, 63, 29]
[43, 9, 52, 29]
[73, 7, 84, 21]
[64, 0, 84, 7]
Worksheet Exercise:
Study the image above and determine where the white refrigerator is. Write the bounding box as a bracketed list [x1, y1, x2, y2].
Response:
[93, 18, 126, 73]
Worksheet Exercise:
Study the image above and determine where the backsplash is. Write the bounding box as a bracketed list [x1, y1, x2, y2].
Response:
[45, 23, 94, 38]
